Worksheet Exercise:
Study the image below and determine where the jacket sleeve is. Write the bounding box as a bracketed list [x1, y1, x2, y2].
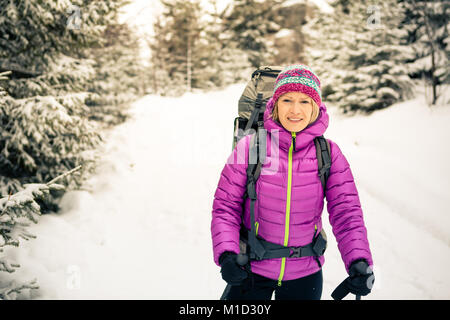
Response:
[211, 135, 250, 266]
[325, 139, 373, 273]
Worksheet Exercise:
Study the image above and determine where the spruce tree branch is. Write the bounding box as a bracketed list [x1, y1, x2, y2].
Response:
[0, 279, 39, 300]
[0, 258, 20, 273]
[0, 60, 42, 79]
[46, 165, 82, 186]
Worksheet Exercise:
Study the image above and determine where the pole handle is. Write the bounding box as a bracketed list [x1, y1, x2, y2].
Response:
[236, 253, 249, 266]
[220, 254, 249, 300]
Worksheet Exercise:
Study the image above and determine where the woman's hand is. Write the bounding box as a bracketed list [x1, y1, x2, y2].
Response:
[332, 259, 375, 300]
[346, 259, 375, 296]
[219, 252, 249, 286]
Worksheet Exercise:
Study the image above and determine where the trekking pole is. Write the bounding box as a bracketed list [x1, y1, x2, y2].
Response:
[220, 254, 249, 300]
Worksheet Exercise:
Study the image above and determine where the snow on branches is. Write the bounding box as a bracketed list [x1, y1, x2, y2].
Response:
[0, 166, 81, 299]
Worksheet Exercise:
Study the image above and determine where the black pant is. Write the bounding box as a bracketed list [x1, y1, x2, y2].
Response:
[226, 269, 323, 300]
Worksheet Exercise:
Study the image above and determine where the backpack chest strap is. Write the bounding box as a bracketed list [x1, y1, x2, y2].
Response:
[242, 228, 327, 261]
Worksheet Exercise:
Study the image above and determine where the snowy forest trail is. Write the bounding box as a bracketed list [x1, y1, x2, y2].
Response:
[8, 84, 450, 299]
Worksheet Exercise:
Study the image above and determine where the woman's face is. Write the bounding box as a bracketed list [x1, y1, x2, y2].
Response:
[276, 92, 314, 133]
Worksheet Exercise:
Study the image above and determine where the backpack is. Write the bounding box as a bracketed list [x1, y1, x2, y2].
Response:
[234, 66, 332, 266]
[233, 66, 283, 149]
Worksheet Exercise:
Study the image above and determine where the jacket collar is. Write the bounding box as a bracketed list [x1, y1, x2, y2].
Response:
[263, 97, 329, 152]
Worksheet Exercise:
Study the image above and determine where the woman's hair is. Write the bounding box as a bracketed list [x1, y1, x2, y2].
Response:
[271, 97, 320, 125]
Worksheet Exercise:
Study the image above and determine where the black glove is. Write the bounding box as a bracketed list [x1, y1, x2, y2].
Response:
[219, 251, 248, 286]
[331, 259, 375, 300]
[346, 259, 375, 296]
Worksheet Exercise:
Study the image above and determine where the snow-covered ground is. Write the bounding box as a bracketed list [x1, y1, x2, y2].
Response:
[3, 83, 450, 299]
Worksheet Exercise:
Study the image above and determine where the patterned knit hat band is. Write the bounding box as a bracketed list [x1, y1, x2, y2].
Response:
[272, 64, 322, 107]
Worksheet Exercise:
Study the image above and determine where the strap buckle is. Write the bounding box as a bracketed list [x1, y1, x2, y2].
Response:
[246, 177, 257, 200]
[312, 232, 327, 256]
[289, 246, 303, 258]
[318, 162, 331, 178]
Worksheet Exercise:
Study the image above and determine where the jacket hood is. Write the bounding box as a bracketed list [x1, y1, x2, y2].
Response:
[263, 96, 329, 151]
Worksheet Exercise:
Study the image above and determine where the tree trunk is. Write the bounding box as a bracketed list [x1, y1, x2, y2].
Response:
[187, 36, 192, 92]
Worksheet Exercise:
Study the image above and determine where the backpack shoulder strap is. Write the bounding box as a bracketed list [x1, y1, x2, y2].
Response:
[314, 136, 332, 193]
[244, 93, 264, 132]
[245, 127, 267, 260]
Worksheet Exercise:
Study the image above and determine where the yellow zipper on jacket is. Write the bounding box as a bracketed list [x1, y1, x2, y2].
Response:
[278, 131, 296, 286]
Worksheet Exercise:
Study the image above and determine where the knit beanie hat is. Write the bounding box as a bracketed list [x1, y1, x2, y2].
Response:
[272, 64, 322, 107]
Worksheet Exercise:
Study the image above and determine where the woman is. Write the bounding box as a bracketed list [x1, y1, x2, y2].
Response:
[211, 64, 374, 300]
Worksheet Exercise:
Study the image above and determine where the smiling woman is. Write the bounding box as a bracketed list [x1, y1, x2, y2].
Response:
[272, 92, 319, 132]
[211, 64, 375, 301]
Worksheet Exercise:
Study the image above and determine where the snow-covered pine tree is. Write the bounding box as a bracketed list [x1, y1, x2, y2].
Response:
[148, 0, 257, 95]
[0, 0, 138, 202]
[148, 0, 204, 96]
[302, 5, 343, 102]
[304, 0, 415, 113]
[86, 22, 146, 127]
[398, 0, 449, 105]
[0, 78, 74, 297]
[193, 0, 252, 89]
[147, 15, 173, 96]
[0, 0, 143, 299]
[0, 165, 79, 299]
[270, 0, 315, 66]
[221, 0, 283, 68]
